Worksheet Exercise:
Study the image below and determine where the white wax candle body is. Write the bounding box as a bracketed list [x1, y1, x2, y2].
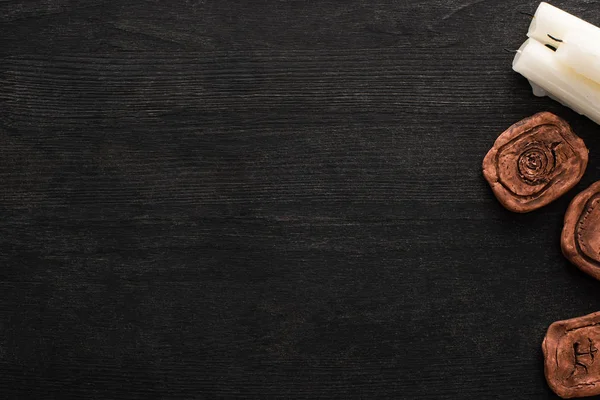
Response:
[528, 2, 600, 48]
[513, 39, 600, 125]
[556, 30, 600, 85]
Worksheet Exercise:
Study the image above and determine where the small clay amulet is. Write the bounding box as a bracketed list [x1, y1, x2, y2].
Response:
[561, 181, 600, 282]
[483, 112, 588, 213]
[543, 312, 600, 399]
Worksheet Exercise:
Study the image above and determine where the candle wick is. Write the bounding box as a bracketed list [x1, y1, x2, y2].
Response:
[503, 49, 522, 54]
[545, 44, 558, 52]
[519, 11, 534, 18]
[547, 34, 564, 43]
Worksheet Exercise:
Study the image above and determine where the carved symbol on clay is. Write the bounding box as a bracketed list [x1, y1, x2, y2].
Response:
[571, 338, 598, 377]
[543, 312, 600, 398]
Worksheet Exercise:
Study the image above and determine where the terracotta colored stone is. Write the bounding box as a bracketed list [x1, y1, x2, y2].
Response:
[561, 181, 600, 282]
[482, 112, 588, 213]
[543, 312, 600, 398]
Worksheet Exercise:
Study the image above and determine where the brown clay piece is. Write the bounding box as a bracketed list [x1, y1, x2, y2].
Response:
[483, 112, 588, 213]
[561, 181, 600, 282]
[543, 312, 600, 399]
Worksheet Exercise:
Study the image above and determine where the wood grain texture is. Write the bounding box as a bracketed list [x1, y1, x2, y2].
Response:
[3, 0, 600, 398]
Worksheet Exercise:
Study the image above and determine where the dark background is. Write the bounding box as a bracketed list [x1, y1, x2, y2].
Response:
[2, 0, 600, 398]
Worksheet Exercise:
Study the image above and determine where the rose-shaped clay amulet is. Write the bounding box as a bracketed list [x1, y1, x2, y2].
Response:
[483, 112, 588, 213]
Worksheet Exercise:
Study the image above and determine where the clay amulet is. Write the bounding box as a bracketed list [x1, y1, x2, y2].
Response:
[562, 181, 600, 282]
[483, 112, 588, 213]
[543, 312, 600, 399]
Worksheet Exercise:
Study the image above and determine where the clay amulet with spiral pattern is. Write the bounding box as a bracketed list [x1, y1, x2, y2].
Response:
[483, 112, 588, 213]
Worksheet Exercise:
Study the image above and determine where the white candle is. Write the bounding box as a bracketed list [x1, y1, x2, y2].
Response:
[555, 30, 600, 85]
[527, 2, 600, 48]
[513, 38, 600, 125]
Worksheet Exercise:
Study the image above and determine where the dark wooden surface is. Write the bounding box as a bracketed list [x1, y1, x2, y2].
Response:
[3, 0, 600, 398]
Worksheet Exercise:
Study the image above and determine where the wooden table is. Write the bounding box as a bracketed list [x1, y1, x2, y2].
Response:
[2, 0, 600, 398]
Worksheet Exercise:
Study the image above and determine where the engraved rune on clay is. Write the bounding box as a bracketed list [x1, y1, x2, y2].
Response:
[562, 181, 600, 282]
[482, 112, 588, 213]
[543, 312, 600, 398]
[571, 339, 597, 377]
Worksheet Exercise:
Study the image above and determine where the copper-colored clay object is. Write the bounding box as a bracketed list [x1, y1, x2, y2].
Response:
[561, 181, 600, 282]
[543, 312, 600, 398]
[483, 112, 588, 213]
